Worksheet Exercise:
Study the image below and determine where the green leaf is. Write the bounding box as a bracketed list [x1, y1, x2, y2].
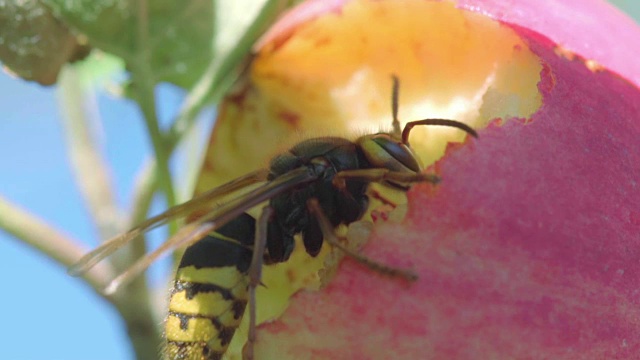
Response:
[204, 0, 292, 100]
[42, 0, 291, 91]
[166, 0, 293, 142]
[73, 51, 125, 92]
[0, 0, 90, 85]
[42, 0, 214, 88]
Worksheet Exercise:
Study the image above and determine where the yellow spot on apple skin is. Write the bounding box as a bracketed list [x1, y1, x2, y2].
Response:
[194, 1, 543, 358]
[555, 46, 604, 74]
[585, 59, 605, 73]
[554, 45, 577, 61]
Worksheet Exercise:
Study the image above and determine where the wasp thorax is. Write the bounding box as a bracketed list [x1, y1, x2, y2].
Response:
[357, 133, 423, 173]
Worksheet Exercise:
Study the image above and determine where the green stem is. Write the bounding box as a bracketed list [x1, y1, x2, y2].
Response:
[61, 62, 161, 360]
[57, 67, 123, 240]
[134, 73, 177, 211]
[112, 266, 162, 360]
[131, 0, 177, 231]
[128, 159, 158, 228]
[0, 196, 161, 352]
[126, 60, 220, 240]
[0, 196, 114, 297]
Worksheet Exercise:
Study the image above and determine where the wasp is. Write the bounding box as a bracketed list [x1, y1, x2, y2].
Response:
[70, 76, 478, 360]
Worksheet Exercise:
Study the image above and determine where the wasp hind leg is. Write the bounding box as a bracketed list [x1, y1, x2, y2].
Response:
[242, 206, 274, 360]
[307, 198, 418, 281]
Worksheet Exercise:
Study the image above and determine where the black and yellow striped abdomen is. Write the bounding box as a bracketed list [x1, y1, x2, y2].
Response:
[165, 214, 256, 360]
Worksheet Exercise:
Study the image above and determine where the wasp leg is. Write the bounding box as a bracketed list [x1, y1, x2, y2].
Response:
[307, 198, 418, 282]
[332, 168, 439, 190]
[243, 206, 273, 360]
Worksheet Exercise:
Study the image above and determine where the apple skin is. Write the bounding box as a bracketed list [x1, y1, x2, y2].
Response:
[456, 0, 640, 87]
[250, 1, 640, 359]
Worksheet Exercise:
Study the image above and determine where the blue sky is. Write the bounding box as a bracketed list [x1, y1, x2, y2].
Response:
[0, 70, 189, 360]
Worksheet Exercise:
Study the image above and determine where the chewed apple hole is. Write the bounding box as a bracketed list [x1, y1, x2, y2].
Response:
[199, 0, 544, 358]
[252, 0, 542, 166]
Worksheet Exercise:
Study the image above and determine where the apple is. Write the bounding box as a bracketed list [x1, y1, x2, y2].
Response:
[197, 0, 640, 358]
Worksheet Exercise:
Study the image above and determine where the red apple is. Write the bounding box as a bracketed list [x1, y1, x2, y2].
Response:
[197, 0, 640, 358]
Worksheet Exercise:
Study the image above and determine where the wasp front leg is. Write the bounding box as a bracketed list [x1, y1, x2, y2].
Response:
[307, 198, 418, 282]
[332, 168, 440, 191]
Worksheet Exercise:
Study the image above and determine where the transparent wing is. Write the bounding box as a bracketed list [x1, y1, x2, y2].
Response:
[68, 169, 269, 276]
[103, 166, 318, 295]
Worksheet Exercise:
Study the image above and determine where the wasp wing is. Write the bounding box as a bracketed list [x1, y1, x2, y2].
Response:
[68, 169, 269, 277]
[103, 167, 318, 295]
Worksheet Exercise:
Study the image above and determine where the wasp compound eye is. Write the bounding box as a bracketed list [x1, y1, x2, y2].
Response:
[359, 134, 422, 173]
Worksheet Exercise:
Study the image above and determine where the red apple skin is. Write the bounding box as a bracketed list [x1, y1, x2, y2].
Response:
[253, 1, 640, 359]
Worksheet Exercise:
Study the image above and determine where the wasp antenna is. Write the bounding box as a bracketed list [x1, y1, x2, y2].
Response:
[391, 75, 401, 137]
[401, 118, 478, 145]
